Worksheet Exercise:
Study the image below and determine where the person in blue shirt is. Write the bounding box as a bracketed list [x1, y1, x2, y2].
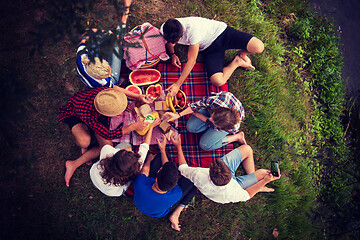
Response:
[132, 134, 196, 231]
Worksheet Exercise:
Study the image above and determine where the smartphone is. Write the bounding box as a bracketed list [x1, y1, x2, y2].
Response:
[270, 161, 279, 177]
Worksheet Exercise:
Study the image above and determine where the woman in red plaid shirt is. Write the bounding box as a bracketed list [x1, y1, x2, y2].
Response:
[60, 86, 152, 187]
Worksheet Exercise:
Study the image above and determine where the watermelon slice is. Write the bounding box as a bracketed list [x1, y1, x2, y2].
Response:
[125, 85, 142, 95]
[146, 84, 162, 99]
[129, 69, 161, 86]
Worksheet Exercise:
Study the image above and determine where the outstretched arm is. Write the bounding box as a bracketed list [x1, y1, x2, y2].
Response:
[163, 106, 194, 122]
[113, 85, 153, 104]
[170, 134, 186, 166]
[143, 117, 161, 145]
[140, 154, 155, 176]
[157, 137, 169, 165]
[166, 43, 181, 68]
[166, 43, 199, 97]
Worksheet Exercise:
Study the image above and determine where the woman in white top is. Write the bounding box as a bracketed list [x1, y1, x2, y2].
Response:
[90, 117, 160, 197]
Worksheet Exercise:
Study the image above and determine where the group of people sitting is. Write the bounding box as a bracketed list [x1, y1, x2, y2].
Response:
[60, 7, 281, 230]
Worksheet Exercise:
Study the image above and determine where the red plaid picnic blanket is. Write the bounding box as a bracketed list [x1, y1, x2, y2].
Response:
[111, 62, 233, 168]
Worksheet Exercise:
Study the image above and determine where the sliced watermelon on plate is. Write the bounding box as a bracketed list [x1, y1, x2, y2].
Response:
[146, 84, 162, 99]
[129, 69, 161, 86]
[125, 85, 142, 95]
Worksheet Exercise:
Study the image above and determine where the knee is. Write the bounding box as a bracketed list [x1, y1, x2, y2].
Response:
[237, 144, 253, 159]
[199, 138, 216, 151]
[75, 134, 91, 148]
[247, 37, 264, 54]
[186, 120, 202, 133]
[210, 75, 225, 87]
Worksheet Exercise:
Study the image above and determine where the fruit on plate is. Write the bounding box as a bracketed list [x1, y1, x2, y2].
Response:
[146, 84, 162, 99]
[172, 96, 179, 106]
[178, 99, 186, 107]
[174, 90, 187, 110]
[176, 91, 183, 99]
[129, 69, 161, 86]
[125, 85, 142, 95]
[166, 94, 176, 113]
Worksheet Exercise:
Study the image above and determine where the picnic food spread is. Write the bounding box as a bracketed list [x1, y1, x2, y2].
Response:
[125, 85, 142, 95]
[129, 69, 161, 86]
[127, 67, 186, 135]
[166, 89, 186, 113]
[146, 84, 162, 99]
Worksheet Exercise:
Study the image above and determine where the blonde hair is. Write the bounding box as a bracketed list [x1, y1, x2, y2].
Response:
[82, 56, 111, 79]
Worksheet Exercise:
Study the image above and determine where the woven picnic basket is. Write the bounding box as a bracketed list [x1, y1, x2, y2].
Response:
[130, 25, 161, 69]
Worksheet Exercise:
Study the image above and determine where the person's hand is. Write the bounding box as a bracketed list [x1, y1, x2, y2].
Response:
[132, 119, 149, 131]
[140, 94, 154, 104]
[170, 133, 181, 148]
[264, 170, 281, 183]
[157, 135, 167, 152]
[166, 83, 180, 98]
[171, 54, 181, 68]
[150, 117, 161, 128]
[162, 112, 179, 122]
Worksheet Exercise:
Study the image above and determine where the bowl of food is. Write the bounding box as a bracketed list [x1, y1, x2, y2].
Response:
[166, 90, 187, 113]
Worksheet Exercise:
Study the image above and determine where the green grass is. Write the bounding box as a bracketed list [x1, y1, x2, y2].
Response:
[0, 0, 354, 239]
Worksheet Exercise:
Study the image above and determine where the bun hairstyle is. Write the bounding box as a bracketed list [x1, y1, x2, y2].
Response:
[162, 19, 184, 44]
[210, 107, 240, 132]
[209, 159, 232, 186]
[99, 149, 141, 186]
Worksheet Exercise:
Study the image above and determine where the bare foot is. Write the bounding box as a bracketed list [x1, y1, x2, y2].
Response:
[65, 161, 76, 187]
[237, 131, 247, 145]
[259, 186, 275, 192]
[235, 54, 256, 71]
[81, 147, 88, 154]
[169, 214, 181, 231]
[272, 228, 279, 238]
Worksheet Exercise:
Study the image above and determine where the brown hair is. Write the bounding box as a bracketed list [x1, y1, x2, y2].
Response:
[99, 149, 141, 186]
[157, 162, 179, 191]
[210, 107, 240, 132]
[209, 159, 232, 186]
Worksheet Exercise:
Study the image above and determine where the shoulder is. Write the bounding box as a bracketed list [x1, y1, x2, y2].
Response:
[133, 174, 148, 184]
[100, 144, 118, 160]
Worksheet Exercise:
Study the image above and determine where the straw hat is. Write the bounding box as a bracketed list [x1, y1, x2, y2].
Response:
[84, 57, 111, 79]
[94, 88, 128, 117]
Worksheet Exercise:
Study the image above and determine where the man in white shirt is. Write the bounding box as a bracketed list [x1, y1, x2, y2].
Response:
[160, 17, 264, 96]
[178, 134, 280, 204]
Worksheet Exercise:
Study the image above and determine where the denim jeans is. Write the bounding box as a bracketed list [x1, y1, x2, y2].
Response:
[108, 45, 122, 86]
[220, 148, 258, 189]
[186, 108, 229, 151]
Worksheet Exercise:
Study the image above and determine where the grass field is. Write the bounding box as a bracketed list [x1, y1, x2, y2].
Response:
[1, 0, 356, 239]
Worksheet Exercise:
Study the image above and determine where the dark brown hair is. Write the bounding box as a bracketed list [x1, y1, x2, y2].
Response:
[162, 19, 183, 44]
[157, 162, 178, 191]
[99, 149, 141, 186]
[209, 159, 232, 186]
[210, 107, 240, 132]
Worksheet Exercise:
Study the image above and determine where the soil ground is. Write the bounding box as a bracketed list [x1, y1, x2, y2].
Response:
[311, 0, 360, 100]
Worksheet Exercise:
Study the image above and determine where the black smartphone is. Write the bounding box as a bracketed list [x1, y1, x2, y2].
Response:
[270, 161, 279, 177]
